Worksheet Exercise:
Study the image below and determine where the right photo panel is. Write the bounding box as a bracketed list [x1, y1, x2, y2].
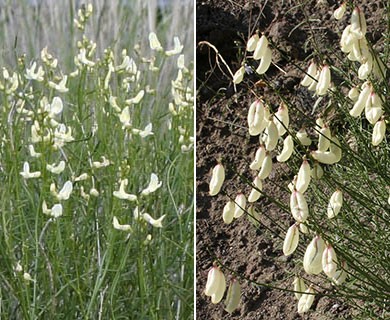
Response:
[196, 0, 389, 319]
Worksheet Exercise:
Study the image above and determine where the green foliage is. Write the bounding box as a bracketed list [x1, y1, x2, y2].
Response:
[0, 2, 194, 319]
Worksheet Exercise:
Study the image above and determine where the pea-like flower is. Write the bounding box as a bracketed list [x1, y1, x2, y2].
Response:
[165, 37, 183, 56]
[301, 61, 317, 87]
[372, 119, 386, 146]
[222, 200, 235, 224]
[276, 135, 294, 162]
[20, 162, 41, 179]
[247, 100, 265, 136]
[47, 161, 66, 175]
[112, 216, 132, 232]
[250, 145, 266, 170]
[142, 213, 166, 228]
[25, 62, 44, 81]
[327, 190, 343, 219]
[48, 75, 69, 93]
[258, 153, 272, 179]
[290, 190, 309, 223]
[225, 279, 241, 313]
[232, 66, 245, 84]
[316, 65, 331, 96]
[246, 34, 259, 52]
[253, 35, 269, 60]
[293, 277, 307, 300]
[209, 164, 225, 196]
[322, 244, 338, 278]
[141, 173, 162, 196]
[113, 179, 137, 201]
[205, 266, 226, 304]
[264, 119, 279, 151]
[248, 176, 263, 203]
[56, 181, 73, 201]
[273, 103, 289, 136]
[297, 286, 315, 314]
[255, 47, 272, 75]
[149, 32, 163, 51]
[296, 159, 311, 194]
[233, 193, 246, 219]
[283, 223, 299, 256]
[42, 201, 63, 218]
[303, 235, 325, 275]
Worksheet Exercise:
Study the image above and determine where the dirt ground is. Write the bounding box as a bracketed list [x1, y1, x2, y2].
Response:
[196, 0, 386, 319]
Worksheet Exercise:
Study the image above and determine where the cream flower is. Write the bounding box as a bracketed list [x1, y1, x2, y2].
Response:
[48, 75, 69, 93]
[141, 173, 162, 196]
[113, 179, 137, 201]
[20, 162, 41, 179]
[25, 62, 44, 81]
[142, 213, 166, 228]
[56, 181, 73, 201]
[47, 161, 66, 174]
[112, 216, 132, 232]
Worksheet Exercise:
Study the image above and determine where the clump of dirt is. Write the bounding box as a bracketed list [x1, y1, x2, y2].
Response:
[196, 0, 385, 319]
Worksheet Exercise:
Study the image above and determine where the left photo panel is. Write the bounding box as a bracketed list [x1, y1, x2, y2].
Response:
[0, 0, 194, 318]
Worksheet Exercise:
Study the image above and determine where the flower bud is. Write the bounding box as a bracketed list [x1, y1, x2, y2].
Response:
[293, 277, 307, 300]
[297, 286, 315, 313]
[334, 3, 346, 20]
[223, 201, 235, 224]
[290, 190, 309, 223]
[234, 193, 247, 218]
[276, 135, 294, 162]
[205, 266, 226, 304]
[255, 47, 272, 75]
[258, 153, 272, 179]
[322, 244, 338, 278]
[327, 190, 343, 218]
[246, 34, 259, 52]
[316, 65, 331, 96]
[372, 119, 386, 146]
[303, 235, 325, 275]
[283, 224, 299, 256]
[209, 164, 225, 196]
[233, 66, 245, 84]
[301, 62, 317, 87]
[248, 176, 263, 202]
[250, 145, 266, 170]
[253, 35, 269, 60]
[225, 279, 241, 313]
[296, 159, 311, 194]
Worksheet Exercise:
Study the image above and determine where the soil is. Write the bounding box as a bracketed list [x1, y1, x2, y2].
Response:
[196, 0, 386, 319]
